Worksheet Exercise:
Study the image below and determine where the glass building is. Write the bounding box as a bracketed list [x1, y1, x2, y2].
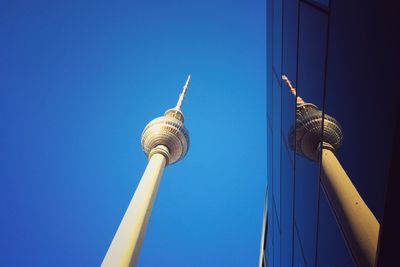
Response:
[261, 0, 399, 266]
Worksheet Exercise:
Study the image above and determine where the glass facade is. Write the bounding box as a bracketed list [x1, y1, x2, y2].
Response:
[261, 1, 399, 266]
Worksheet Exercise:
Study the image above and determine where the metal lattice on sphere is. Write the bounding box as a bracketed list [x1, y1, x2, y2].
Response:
[141, 112, 189, 165]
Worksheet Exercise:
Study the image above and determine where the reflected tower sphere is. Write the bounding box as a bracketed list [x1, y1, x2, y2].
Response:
[281, 75, 343, 161]
[289, 102, 343, 161]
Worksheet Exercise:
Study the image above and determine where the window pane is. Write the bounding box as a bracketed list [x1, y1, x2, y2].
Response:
[272, 0, 282, 76]
[316, 188, 355, 266]
[272, 75, 281, 227]
[294, 3, 328, 266]
[294, 224, 307, 267]
[280, 133, 294, 266]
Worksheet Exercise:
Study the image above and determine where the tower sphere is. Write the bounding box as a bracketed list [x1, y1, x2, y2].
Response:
[141, 109, 189, 165]
[289, 103, 343, 161]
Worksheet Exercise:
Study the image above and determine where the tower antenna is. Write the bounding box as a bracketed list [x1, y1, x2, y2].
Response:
[176, 74, 191, 110]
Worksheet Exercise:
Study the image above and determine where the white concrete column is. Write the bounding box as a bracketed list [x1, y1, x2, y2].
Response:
[320, 145, 379, 267]
[102, 146, 168, 267]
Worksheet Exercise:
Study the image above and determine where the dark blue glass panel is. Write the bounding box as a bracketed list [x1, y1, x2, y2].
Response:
[296, 3, 327, 108]
[266, 210, 274, 266]
[267, 201, 274, 266]
[272, 75, 281, 227]
[313, 0, 329, 8]
[267, 73, 273, 126]
[273, 202, 281, 267]
[316, 188, 355, 266]
[272, 0, 282, 77]
[324, 0, 398, 224]
[281, 80, 295, 165]
[263, 253, 267, 267]
[294, 3, 328, 267]
[294, 156, 319, 267]
[266, 0, 274, 128]
[282, 0, 298, 80]
[280, 133, 294, 266]
[293, 224, 306, 267]
[267, 124, 273, 202]
[281, 0, 299, 147]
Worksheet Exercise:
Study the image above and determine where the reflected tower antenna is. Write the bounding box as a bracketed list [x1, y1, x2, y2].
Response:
[282, 74, 304, 104]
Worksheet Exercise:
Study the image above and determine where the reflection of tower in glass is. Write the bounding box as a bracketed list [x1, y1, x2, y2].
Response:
[102, 75, 191, 267]
[283, 75, 343, 161]
[283, 75, 379, 267]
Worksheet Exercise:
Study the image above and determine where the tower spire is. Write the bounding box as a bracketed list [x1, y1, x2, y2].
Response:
[175, 74, 191, 110]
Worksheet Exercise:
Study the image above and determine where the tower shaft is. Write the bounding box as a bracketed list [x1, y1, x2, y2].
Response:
[102, 146, 168, 267]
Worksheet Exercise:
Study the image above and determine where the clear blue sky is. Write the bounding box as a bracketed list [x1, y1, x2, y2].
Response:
[0, 1, 266, 266]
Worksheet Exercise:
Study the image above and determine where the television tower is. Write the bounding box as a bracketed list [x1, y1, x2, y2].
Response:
[102, 75, 191, 267]
[283, 75, 379, 267]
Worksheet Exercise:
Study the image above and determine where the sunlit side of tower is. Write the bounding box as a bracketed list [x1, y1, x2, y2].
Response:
[102, 75, 191, 267]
